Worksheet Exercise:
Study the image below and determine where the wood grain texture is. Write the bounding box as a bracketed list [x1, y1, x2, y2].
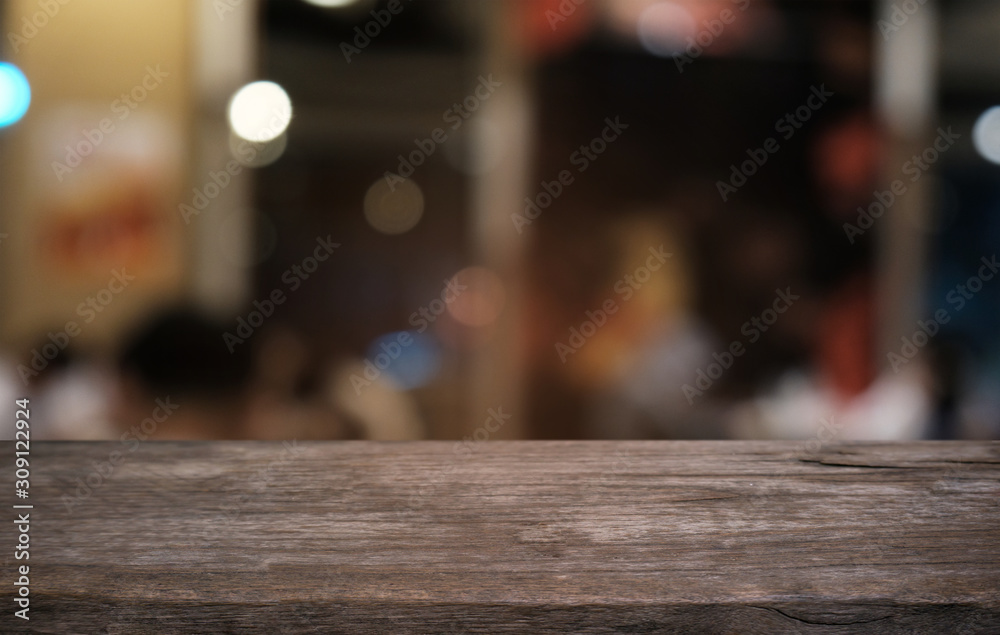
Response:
[4, 440, 999, 633]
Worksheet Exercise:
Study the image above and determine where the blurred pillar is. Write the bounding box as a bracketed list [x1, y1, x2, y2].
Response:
[873, 0, 938, 369]
[466, 2, 534, 439]
[188, 0, 258, 315]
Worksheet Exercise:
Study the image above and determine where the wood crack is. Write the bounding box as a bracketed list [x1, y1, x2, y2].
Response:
[797, 459, 922, 469]
[756, 606, 893, 626]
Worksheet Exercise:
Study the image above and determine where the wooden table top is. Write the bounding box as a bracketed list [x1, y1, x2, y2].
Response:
[8, 440, 1000, 633]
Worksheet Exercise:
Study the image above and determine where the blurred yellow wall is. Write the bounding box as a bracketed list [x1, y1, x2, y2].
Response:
[1, 0, 192, 353]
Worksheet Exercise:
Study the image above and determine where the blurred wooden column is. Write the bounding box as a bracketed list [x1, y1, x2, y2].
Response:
[873, 0, 938, 367]
[465, 2, 534, 439]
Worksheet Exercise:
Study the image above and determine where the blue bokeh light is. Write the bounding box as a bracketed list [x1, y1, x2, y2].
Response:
[0, 63, 31, 128]
[365, 331, 441, 391]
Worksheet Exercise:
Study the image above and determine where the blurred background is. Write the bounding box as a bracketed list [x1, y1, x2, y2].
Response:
[0, 0, 998, 442]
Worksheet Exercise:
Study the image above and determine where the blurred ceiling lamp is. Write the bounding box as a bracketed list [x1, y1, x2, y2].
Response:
[363, 177, 424, 234]
[227, 81, 292, 143]
[0, 62, 31, 128]
[972, 106, 1000, 165]
[302, 0, 359, 7]
[637, 2, 696, 56]
[229, 130, 288, 167]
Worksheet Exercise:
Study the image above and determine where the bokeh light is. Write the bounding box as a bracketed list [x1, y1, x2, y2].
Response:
[366, 331, 441, 390]
[445, 266, 506, 328]
[227, 80, 292, 143]
[972, 106, 1000, 165]
[302, 0, 359, 7]
[0, 63, 31, 128]
[637, 2, 696, 57]
[363, 177, 425, 234]
[229, 130, 287, 167]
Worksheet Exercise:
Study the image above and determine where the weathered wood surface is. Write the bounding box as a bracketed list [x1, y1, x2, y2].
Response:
[5, 440, 999, 633]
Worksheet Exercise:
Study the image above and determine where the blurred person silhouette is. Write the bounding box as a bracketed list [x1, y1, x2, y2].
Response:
[242, 325, 361, 440]
[0, 353, 18, 439]
[323, 357, 426, 441]
[6, 342, 115, 440]
[926, 335, 965, 440]
[118, 307, 361, 440]
[726, 107, 932, 442]
[545, 212, 724, 439]
[117, 307, 252, 439]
